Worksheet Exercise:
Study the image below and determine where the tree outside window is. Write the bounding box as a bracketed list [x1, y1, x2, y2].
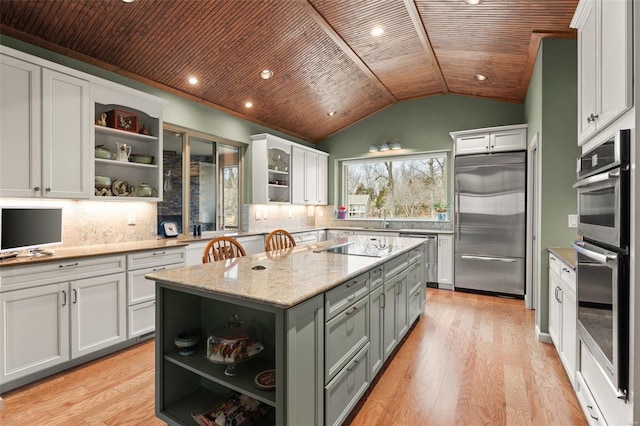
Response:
[342, 153, 448, 219]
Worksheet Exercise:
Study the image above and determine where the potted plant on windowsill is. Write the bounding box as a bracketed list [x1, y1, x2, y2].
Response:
[433, 200, 449, 221]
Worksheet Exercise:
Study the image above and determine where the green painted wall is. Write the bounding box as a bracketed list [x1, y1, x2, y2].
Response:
[0, 36, 313, 201]
[317, 94, 525, 203]
[524, 38, 580, 334]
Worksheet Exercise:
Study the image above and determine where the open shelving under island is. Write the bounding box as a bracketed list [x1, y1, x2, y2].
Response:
[146, 235, 427, 426]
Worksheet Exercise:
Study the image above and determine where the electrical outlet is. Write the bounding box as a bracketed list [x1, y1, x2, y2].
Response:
[568, 214, 578, 228]
[127, 212, 136, 225]
[255, 210, 261, 220]
[263, 209, 268, 220]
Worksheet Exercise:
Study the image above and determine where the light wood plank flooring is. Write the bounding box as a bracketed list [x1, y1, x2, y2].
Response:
[0, 289, 585, 425]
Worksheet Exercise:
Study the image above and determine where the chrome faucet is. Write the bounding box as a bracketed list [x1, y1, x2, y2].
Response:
[379, 207, 389, 229]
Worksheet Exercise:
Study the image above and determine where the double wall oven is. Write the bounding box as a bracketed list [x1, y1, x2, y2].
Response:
[572, 129, 630, 400]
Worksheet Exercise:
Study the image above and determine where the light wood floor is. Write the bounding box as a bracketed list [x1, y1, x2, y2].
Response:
[0, 289, 585, 425]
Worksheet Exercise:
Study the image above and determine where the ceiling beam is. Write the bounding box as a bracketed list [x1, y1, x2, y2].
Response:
[403, 0, 449, 95]
[297, 0, 397, 103]
[518, 29, 577, 102]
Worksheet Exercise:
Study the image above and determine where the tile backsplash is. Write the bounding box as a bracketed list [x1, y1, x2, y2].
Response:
[1, 198, 158, 248]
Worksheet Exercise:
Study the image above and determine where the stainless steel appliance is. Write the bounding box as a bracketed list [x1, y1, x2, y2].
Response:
[454, 152, 526, 296]
[575, 129, 630, 251]
[572, 239, 629, 399]
[573, 128, 630, 400]
[401, 233, 438, 286]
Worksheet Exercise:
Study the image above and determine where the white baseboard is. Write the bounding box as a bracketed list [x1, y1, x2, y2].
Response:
[0, 396, 4, 410]
[536, 325, 552, 343]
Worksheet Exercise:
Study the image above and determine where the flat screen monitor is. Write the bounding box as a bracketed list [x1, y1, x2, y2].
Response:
[0, 207, 63, 253]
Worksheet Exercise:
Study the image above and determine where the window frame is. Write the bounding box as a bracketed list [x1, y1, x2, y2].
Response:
[339, 150, 451, 221]
[161, 123, 245, 233]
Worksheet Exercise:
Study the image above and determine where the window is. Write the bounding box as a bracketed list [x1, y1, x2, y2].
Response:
[158, 125, 243, 234]
[341, 152, 448, 219]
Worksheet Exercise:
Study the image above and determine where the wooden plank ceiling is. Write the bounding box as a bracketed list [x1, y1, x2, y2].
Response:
[0, 0, 578, 142]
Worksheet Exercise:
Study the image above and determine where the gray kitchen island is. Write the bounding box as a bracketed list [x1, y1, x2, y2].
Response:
[146, 235, 426, 426]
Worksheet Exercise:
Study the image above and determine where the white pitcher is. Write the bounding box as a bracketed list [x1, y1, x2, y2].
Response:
[115, 142, 131, 162]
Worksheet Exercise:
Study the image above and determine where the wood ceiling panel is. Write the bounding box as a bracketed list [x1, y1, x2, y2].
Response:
[0, 0, 579, 141]
[307, 0, 447, 100]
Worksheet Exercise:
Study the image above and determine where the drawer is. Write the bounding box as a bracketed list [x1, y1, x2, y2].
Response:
[128, 300, 155, 338]
[560, 264, 576, 293]
[408, 281, 424, 324]
[548, 252, 561, 276]
[325, 296, 369, 383]
[408, 246, 422, 265]
[325, 343, 370, 426]
[406, 261, 423, 289]
[575, 373, 606, 426]
[384, 253, 408, 281]
[127, 247, 186, 270]
[369, 265, 384, 291]
[325, 272, 369, 321]
[0, 255, 126, 292]
[127, 262, 183, 305]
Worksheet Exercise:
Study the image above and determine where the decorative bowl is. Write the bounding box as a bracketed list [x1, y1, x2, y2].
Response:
[111, 179, 131, 196]
[95, 145, 113, 159]
[135, 183, 154, 197]
[94, 176, 112, 189]
[129, 154, 154, 164]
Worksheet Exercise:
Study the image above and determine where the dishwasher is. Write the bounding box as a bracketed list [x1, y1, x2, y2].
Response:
[400, 233, 438, 287]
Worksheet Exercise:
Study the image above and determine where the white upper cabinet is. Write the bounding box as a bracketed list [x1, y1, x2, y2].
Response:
[450, 124, 527, 156]
[1, 52, 91, 199]
[92, 84, 165, 201]
[251, 133, 328, 205]
[0, 46, 166, 201]
[571, 0, 632, 145]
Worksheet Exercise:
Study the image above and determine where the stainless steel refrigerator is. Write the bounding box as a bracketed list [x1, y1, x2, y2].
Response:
[454, 151, 526, 296]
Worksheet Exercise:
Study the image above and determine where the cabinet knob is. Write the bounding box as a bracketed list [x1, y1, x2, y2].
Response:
[45, 187, 51, 192]
[34, 186, 40, 191]
[586, 113, 599, 123]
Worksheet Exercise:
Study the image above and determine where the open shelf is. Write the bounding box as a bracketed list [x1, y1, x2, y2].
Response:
[95, 125, 158, 142]
[95, 158, 158, 169]
[165, 348, 276, 407]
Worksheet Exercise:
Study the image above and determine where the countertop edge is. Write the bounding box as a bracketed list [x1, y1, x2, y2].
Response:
[548, 247, 577, 269]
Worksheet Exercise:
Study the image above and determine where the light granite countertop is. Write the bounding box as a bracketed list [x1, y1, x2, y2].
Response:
[146, 235, 425, 309]
[548, 247, 577, 269]
[0, 239, 189, 268]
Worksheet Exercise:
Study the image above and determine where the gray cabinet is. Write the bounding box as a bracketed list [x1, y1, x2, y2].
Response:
[325, 343, 370, 426]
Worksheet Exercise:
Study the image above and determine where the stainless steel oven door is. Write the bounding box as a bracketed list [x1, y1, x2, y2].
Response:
[574, 168, 621, 248]
[572, 240, 628, 399]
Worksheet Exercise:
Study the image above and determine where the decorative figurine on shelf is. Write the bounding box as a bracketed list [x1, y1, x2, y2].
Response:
[95, 112, 107, 127]
[139, 124, 150, 136]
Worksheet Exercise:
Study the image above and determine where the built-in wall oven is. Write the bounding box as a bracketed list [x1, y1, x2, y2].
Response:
[572, 128, 630, 400]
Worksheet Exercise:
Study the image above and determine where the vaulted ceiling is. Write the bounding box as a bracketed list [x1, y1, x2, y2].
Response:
[0, 0, 578, 142]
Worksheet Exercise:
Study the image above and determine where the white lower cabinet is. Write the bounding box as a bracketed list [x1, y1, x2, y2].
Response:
[0, 282, 70, 383]
[547, 252, 577, 388]
[71, 273, 127, 358]
[437, 234, 454, 288]
[0, 255, 126, 386]
[126, 247, 185, 338]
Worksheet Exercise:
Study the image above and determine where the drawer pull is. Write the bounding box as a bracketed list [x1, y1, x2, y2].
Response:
[72, 288, 78, 304]
[346, 280, 357, 288]
[550, 256, 556, 261]
[59, 262, 79, 269]
[152, 251, 167, 256]
[347, 359, 360, 371]
[153, 267, 166, 272]
[586, 405, 598, 421]
[61, 290, 67, 306]
[345, 306, 358, 316]
[381, 293, 386, 309]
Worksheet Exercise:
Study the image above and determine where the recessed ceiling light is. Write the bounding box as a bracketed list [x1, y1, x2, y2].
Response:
[464, 0, 483, 4]
[188, 76, 198, 85]
[260, 69, 273, 79]
[371, 27, 384, 37]
[245, 101, 253, 108]
[121, 0, 136, 3]
[327, 110, 337, 117]
[474, 74, 488, 81]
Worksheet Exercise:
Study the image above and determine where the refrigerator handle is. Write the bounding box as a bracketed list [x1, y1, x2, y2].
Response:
[461, 255, 518, 263]
[455, 178, 461, 241]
